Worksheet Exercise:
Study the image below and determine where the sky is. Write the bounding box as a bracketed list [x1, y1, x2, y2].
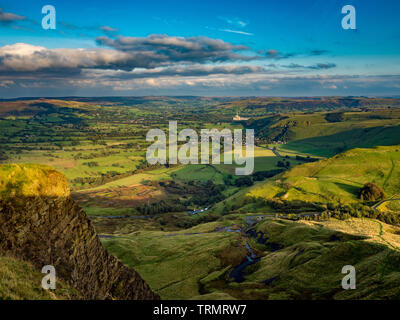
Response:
[0, 0, 399, 98]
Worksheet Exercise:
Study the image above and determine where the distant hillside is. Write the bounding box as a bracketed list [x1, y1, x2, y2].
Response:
[249, 108, 400, 157]
[219, 97, 400, 117]
[0, 98, 97, 116]
[0, 164, 159, 300]
[246, 145, 400, 206]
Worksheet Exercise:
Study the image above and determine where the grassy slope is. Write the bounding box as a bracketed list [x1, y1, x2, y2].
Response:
[236, 218, 400, 300]
[259, 109, 400, 157]
[245, 145, 400, 206]
[102, 214, 400, 300]
[0, 255, 79, 300]
[282, 125, 400, 158]
[101, 216, 246, 299]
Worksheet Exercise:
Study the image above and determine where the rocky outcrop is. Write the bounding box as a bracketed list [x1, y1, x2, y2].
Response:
[0, 164, 159, 300]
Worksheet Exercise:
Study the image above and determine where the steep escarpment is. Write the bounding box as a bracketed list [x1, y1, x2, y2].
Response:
[0, 164, 159, 300]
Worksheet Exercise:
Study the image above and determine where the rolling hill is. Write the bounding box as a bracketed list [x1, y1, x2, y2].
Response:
[246, 145, 400, 204]
[250, 108, 400, 157]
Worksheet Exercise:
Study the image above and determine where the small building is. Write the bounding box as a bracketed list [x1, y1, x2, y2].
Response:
[233, 112, 250, 121]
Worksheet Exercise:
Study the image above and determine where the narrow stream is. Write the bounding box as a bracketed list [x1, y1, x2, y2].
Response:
[228, 215, 268, 283]
[91, 215, 153, 219]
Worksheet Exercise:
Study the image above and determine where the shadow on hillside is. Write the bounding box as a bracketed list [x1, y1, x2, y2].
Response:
[332, 182, 361, 195]
[284, 125, 400, 157]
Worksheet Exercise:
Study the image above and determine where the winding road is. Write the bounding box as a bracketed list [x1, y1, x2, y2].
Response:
[372, 197, 400, 210]
[267, 147, 282, 157]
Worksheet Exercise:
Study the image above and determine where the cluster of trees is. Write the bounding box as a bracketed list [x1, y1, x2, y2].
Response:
[234, 176, 253, 187]
[325, 112, 344, 123]
[265, 198, 324, 213]
[0, 150, 8, 161]
[83, 161, 99, 167]
[277, 160, 291, 169]
[136, 180, 226, 217]
[222, 169, 284, 189]
[322, 202, 400, 225]
[184, 180, 225, 207]
[359, 182, 385, 201]
[135, 161, 165, 172]
[295, 155, 318, 163]
[253, 169, 284, 181]
[137, 200, 185, 215]
[174, 212, 220, 229]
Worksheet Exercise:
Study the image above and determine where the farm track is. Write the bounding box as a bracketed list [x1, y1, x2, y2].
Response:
[383, 158, 395, 189]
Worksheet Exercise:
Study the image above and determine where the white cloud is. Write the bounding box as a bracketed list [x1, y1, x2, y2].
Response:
[218, 29, 254, 36]
[0, 35, 260, 75]
[0, 43, 135, 72]
[218, 16, 248, 28]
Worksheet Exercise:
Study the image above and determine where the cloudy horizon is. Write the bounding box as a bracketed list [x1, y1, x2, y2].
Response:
[0, 0, 399, 98]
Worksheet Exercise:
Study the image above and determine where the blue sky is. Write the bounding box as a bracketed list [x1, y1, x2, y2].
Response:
[0, 0, 399, 97]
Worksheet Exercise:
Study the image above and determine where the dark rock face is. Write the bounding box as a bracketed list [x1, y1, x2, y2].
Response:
[0, 196, 159, 300]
